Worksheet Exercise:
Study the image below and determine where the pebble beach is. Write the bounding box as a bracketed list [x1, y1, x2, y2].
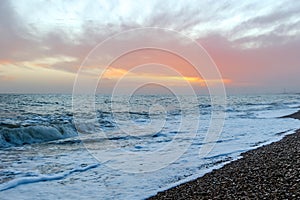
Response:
[148, 111, 300, 199]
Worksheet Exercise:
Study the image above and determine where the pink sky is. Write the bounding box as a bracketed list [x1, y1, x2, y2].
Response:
[0, 0, 299, 94]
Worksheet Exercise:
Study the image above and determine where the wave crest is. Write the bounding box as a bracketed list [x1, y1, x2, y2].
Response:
[0, 124, 77, 148]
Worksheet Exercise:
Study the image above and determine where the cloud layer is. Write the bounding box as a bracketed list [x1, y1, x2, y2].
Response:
[0, 0, 299, 93]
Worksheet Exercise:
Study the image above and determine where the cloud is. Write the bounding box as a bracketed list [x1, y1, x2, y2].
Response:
[0, 74, 15, 81]
[198, 32, 300, 92]
[3, 0, 299, 61]
[228, 2, 300, 48]
[0, 0, 299, 93]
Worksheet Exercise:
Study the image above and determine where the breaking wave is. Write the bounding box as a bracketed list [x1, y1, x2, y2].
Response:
[0, 123, 78, 148]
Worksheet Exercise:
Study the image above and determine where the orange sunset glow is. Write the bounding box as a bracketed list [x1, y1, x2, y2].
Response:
[101, 67, 230, 86]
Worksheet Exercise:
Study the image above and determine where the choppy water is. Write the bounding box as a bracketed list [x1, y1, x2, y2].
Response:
[0, 94, 299, 199]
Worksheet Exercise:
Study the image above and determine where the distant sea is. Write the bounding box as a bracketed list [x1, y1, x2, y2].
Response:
[0, 94, 299, 199]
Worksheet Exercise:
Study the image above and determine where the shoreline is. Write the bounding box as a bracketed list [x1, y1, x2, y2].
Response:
[148, 111, 300, 199]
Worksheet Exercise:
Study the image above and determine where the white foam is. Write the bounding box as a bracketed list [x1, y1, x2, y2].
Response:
[0, 163, 100, 192]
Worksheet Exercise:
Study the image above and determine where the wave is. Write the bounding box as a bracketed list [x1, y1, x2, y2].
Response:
[0, 163, 100, 191]
[0, 123, 78, 148]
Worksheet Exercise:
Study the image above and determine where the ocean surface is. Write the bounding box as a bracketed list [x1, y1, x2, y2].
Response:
[0, 94, 300, 199]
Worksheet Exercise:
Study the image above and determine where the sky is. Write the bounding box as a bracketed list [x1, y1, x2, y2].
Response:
[0, 0, 299, 94]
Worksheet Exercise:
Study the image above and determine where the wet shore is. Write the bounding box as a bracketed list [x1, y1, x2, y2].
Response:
[148, 111, 300, 199]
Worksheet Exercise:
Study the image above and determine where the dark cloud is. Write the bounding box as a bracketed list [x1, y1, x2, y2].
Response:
[229, 1, 300, 47]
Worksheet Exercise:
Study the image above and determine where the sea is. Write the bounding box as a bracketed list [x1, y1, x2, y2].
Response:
[0, 94, 299, 199]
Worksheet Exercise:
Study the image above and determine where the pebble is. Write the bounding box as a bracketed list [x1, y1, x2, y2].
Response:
[148, 128, 300, 199]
